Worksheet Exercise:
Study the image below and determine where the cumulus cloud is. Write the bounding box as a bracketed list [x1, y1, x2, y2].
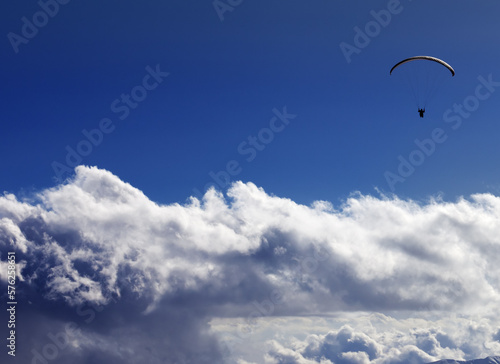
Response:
[301, 325, 382, 363]
[1, 166, 500, 363]
[260, 317, 500, 364]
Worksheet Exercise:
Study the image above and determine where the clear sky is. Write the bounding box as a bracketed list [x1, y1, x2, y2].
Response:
[2, 1, 500, 364]
[2, 0, 500, 205]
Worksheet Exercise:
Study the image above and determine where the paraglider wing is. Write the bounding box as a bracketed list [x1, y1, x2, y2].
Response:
[390, 56, 455, 76]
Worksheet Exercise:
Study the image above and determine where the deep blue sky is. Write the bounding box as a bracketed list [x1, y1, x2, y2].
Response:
[2, 0, 500, 205]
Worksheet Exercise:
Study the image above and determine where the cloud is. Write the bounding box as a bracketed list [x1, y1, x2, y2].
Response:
[1, 166, 500, 363]
[301, 325, 382, 363]
[261, 318, 500, 364]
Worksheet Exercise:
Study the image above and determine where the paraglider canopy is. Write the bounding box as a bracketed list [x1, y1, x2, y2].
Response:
[390, 56, 455, 77]
[390, 56, 455, 117]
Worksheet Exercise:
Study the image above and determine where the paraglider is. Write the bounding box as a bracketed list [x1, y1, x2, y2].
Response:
[390, 56, 455, 117]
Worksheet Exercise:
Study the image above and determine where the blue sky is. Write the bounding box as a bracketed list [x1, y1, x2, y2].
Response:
[2, 2, 500, 364]
[2, 0, 500, 205]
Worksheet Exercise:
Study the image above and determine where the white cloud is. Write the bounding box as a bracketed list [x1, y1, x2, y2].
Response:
[1, 166, 500, 363]
[246, 315, 499, 364]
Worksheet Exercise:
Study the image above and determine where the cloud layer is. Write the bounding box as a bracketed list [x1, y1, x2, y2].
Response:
[1, 166, 500, 363]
